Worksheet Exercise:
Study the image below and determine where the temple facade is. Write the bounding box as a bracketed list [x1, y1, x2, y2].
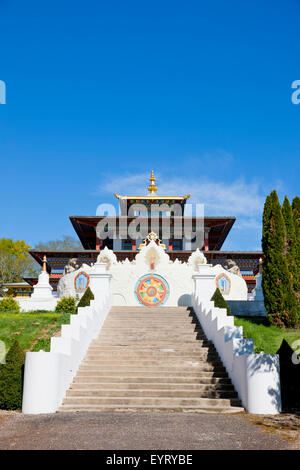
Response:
[25, 171, 262, 293]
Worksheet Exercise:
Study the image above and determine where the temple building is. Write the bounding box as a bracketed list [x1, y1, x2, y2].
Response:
[25, 171, 262, 293]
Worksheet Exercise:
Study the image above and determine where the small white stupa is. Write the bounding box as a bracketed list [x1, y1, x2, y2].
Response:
[17, 256, 57, 312]
[31, 256, 55, 300]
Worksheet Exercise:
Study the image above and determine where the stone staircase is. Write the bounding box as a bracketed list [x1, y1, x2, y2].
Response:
[59, 306, 244, 413]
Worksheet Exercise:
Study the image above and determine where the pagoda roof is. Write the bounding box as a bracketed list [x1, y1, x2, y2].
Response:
[69, 215, 236, 250]
[114, 194, 191, 201]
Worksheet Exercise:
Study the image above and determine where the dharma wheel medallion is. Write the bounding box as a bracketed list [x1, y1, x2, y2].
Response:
[135, 274, 169, 307]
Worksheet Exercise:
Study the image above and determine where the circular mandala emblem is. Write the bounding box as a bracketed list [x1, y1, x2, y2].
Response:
[135, 274, 170, 307]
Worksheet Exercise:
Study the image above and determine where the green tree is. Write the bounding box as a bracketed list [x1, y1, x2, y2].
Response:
[35, 235, 82, 251]
[262, 194, 272, 253]
[0, 239, 36, 296]
[282, 196, 298, 292]
[292, 197, 300, 295]
[262, 191, 299, 327]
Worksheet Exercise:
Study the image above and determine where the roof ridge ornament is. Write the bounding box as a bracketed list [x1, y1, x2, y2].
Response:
[42, 255, 47, 272]
[138, 232, 166, 250]
[147, 170, 158, 195]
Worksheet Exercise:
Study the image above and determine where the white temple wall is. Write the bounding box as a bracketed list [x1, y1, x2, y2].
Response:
[56, 242, 248, 307]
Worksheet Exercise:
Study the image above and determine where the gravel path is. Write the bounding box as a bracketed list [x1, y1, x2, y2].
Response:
[0, 411, 297, 450]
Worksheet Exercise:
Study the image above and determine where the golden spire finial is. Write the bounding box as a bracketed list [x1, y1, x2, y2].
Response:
[42, 255, 47, 272]
[147, 170, 157, 195]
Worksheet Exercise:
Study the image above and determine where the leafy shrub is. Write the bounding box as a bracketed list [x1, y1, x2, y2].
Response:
[0, 340, 25, 410]
[0, 296, 20, 313]
[55, 296, 76, 313]
[76, 287, 94, 312]
[211, 288, 233, 316]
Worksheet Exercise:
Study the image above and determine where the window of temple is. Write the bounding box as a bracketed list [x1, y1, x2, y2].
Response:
[172, 239, 183, 250]
[122, 239, 133, 250]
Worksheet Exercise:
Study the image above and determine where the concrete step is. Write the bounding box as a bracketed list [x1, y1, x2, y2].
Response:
[79, 363, 226, 371]
[86, 347, 218, 359]
[76, 370, 228, 378]
[58, 404, 244, 414]
[91, 341, 210, 346]
[109, 309, 190, 314]
[81, 359, 223, 367]
[66, 389, 238, 399]
[85, 353, 218, 360]
[104, 317, 198, 321]
[104, 321, 196, 325]
[73, 375, 232, 384]
[88, 343, 213, 351]
[69, 382, 235, 391]
[105, 319, 196, 324]
[98, 331, 205, 337]
[62, 396, 242, 407]
[110, 307, 190, 310]
[59, 306, 243, 414]
[95, 338, 207, 344]
[100, 326, 204, 332]
[102, 325, 200, 329]
[96, 340, 207, 344]
[104, 309, 192, 314]
[105, 318, 196, 323]
[85, 353, 219, 361]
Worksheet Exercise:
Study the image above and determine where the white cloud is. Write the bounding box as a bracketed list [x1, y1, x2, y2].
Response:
[100, 172, 265, 217]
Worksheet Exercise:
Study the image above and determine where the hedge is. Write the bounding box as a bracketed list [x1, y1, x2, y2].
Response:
[0, 340, 25, 410]
[211, 288, 233, 316]
[77, 287, 94, 311]
[55, 296, 76, 313]
[0, 296, 20, 313]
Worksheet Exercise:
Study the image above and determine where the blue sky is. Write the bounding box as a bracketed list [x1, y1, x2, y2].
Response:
[0, 0, 299, 251]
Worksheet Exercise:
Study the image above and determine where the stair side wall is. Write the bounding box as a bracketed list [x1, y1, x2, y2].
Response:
[191, 293, 282, 414]
[22, 294, 112, 414]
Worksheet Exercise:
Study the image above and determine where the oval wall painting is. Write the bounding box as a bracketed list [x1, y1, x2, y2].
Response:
[74, 271, 90, 293]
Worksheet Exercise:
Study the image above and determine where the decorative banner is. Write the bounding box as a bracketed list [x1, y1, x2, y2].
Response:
[135, 274, 170, 307]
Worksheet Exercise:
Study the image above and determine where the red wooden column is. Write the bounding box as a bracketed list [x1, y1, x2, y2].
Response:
[132, 239, 136, 251]
[96, 237, 101, 250]
[168, 239, 173, 251]
[204, 230, 209, 251]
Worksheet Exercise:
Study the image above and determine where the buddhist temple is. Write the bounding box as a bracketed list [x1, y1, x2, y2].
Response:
[25, 171, 262, 293]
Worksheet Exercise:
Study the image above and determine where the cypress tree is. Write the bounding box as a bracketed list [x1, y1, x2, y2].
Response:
[292, 197, 300, 294]
[262, 191, 284, 319]
[282, 196, 298, 292]
[0, 340, 25, 410]
[262, 194, 272, 254]
[262, 190, 298, 327]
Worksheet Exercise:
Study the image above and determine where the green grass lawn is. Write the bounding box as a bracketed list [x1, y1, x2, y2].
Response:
[0, 311, 71, 353]
[234, 316, 300, 354]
